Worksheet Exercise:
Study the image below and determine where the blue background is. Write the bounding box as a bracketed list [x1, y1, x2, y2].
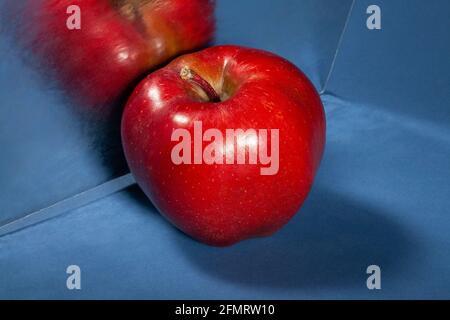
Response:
[1, 0, 450, 299]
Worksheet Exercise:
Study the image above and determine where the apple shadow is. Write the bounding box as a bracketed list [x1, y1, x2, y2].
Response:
[168, 186, 413, 289]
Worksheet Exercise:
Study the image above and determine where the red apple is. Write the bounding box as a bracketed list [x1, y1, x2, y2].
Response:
[19, 0, 215, 107]
[122, 45, 326, 246]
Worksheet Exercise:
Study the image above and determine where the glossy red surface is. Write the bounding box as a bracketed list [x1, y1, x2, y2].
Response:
[23, 0, 215, 107]
[122, 45, 326, 246]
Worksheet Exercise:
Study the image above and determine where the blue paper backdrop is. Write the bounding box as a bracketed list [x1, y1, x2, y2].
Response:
[1, 0, 450, 299]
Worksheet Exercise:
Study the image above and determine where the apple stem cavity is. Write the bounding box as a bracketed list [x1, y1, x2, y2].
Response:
[180, 66, 220, 102]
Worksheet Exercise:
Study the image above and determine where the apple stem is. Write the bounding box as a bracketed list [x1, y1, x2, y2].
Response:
[180, 66, 220, 102]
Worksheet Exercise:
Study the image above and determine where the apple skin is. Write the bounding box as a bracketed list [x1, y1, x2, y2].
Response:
[122, 45, 326, 246]
[20, 0, 215, 107]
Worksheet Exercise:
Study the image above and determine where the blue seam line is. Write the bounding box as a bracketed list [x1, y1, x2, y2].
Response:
[320, 0, 356, 95]
[0, 173, 136, 237]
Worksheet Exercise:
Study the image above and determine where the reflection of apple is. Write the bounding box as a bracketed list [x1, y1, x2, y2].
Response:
[122, 45, 326, 246]
[21, 0, 215, 107]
